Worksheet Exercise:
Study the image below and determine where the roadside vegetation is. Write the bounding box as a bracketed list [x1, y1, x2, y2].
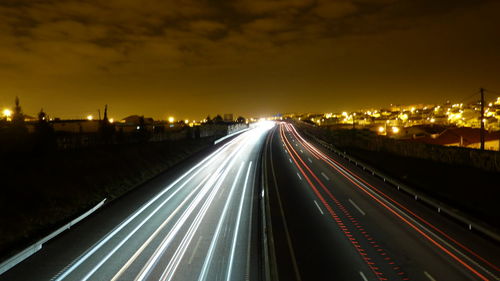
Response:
[0, 137, 213, 261]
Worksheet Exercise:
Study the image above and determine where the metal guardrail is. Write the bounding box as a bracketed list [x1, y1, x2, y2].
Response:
[0, 198, 107, 275]
[303, 131, 500, 243]
[214, 128, 251, 145]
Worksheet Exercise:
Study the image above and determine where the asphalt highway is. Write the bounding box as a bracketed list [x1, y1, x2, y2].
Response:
[264, 122, 500, 281]
[1, 121, 275, 281]
[3, 120, 499, 281]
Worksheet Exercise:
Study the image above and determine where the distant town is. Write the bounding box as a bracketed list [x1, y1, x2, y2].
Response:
[281, 94, 500, 151]
[2, 93, 500, 151]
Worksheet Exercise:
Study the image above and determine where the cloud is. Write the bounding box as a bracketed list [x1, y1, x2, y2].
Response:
[233, 0, 313, 15]
[313, 1, 358, 19]
[0, 0, 494, 76]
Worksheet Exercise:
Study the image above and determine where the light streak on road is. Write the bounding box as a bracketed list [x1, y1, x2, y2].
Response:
[54, 133, 246, 281]
[47, 121, 275, 281]
[226, 162, 253, 281]
[281, 122, 499, 281]
[197, 162, 246, 281]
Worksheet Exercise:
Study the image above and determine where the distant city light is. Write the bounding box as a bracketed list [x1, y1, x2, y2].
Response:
[168, 116, 175, 123]
[87, 115, 93, 121]
[378, 126, 385, 133]
[184, 119, 189, 124]
[392, 126, 400, 134]
[109, 118, 114, 123]
[2, 109, 12, 117]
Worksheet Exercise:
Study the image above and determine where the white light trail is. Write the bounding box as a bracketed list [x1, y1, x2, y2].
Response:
[226, 161, 253, 281]
[54, 129, 248, 281]
[160, 162, 246, 281]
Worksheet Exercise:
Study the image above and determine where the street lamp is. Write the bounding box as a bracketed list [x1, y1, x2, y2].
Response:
[2, 109, 12, 118]
[168, 116, 175, 123]
[2, 108, 12, 121]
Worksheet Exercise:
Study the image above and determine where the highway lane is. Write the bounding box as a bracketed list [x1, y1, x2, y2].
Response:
[265, 122, 500, 281]
[1, 121, 274, 281]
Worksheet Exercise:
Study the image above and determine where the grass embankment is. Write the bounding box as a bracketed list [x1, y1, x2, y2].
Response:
[0, 138, 212, 261]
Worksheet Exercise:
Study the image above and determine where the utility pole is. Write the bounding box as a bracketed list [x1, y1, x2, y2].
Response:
[480, 88, 485, 150]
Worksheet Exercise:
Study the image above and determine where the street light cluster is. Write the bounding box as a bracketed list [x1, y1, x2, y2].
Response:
[377, 126, 400, 135]
[297, 96, 500, 132]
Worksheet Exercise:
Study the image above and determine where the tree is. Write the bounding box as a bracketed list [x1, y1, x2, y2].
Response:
[12, 96, 25, 126]
[34, 108, 56, 152]
[99, 105, 115, 144]
[213, 115, 223, 124]
[38, 108, 47, 123]
[136, 115, 150, 142]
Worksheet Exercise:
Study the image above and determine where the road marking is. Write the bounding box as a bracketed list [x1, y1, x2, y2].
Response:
[188, 236, 203, 264]
[300, 149, 303, 153]
[297, 172, 302, 180]
[289, 158, 292, 163]
[321, 172, 329, 181]
[308, 157, 312, 163]
[359, 271, 368, 281]
[349, 199, 366, 216]
[313, 200, 324, 215]
[289, 123, 500, 281]
[424, 271, 437, 281]
[295, 143, 298, 147]
[330, 156, 500, 281]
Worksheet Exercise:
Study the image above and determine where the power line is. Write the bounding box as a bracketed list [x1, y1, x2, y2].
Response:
[456, 90, 480, 104]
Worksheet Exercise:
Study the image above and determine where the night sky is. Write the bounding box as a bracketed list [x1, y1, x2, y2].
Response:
[1, 0, 499, 120]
